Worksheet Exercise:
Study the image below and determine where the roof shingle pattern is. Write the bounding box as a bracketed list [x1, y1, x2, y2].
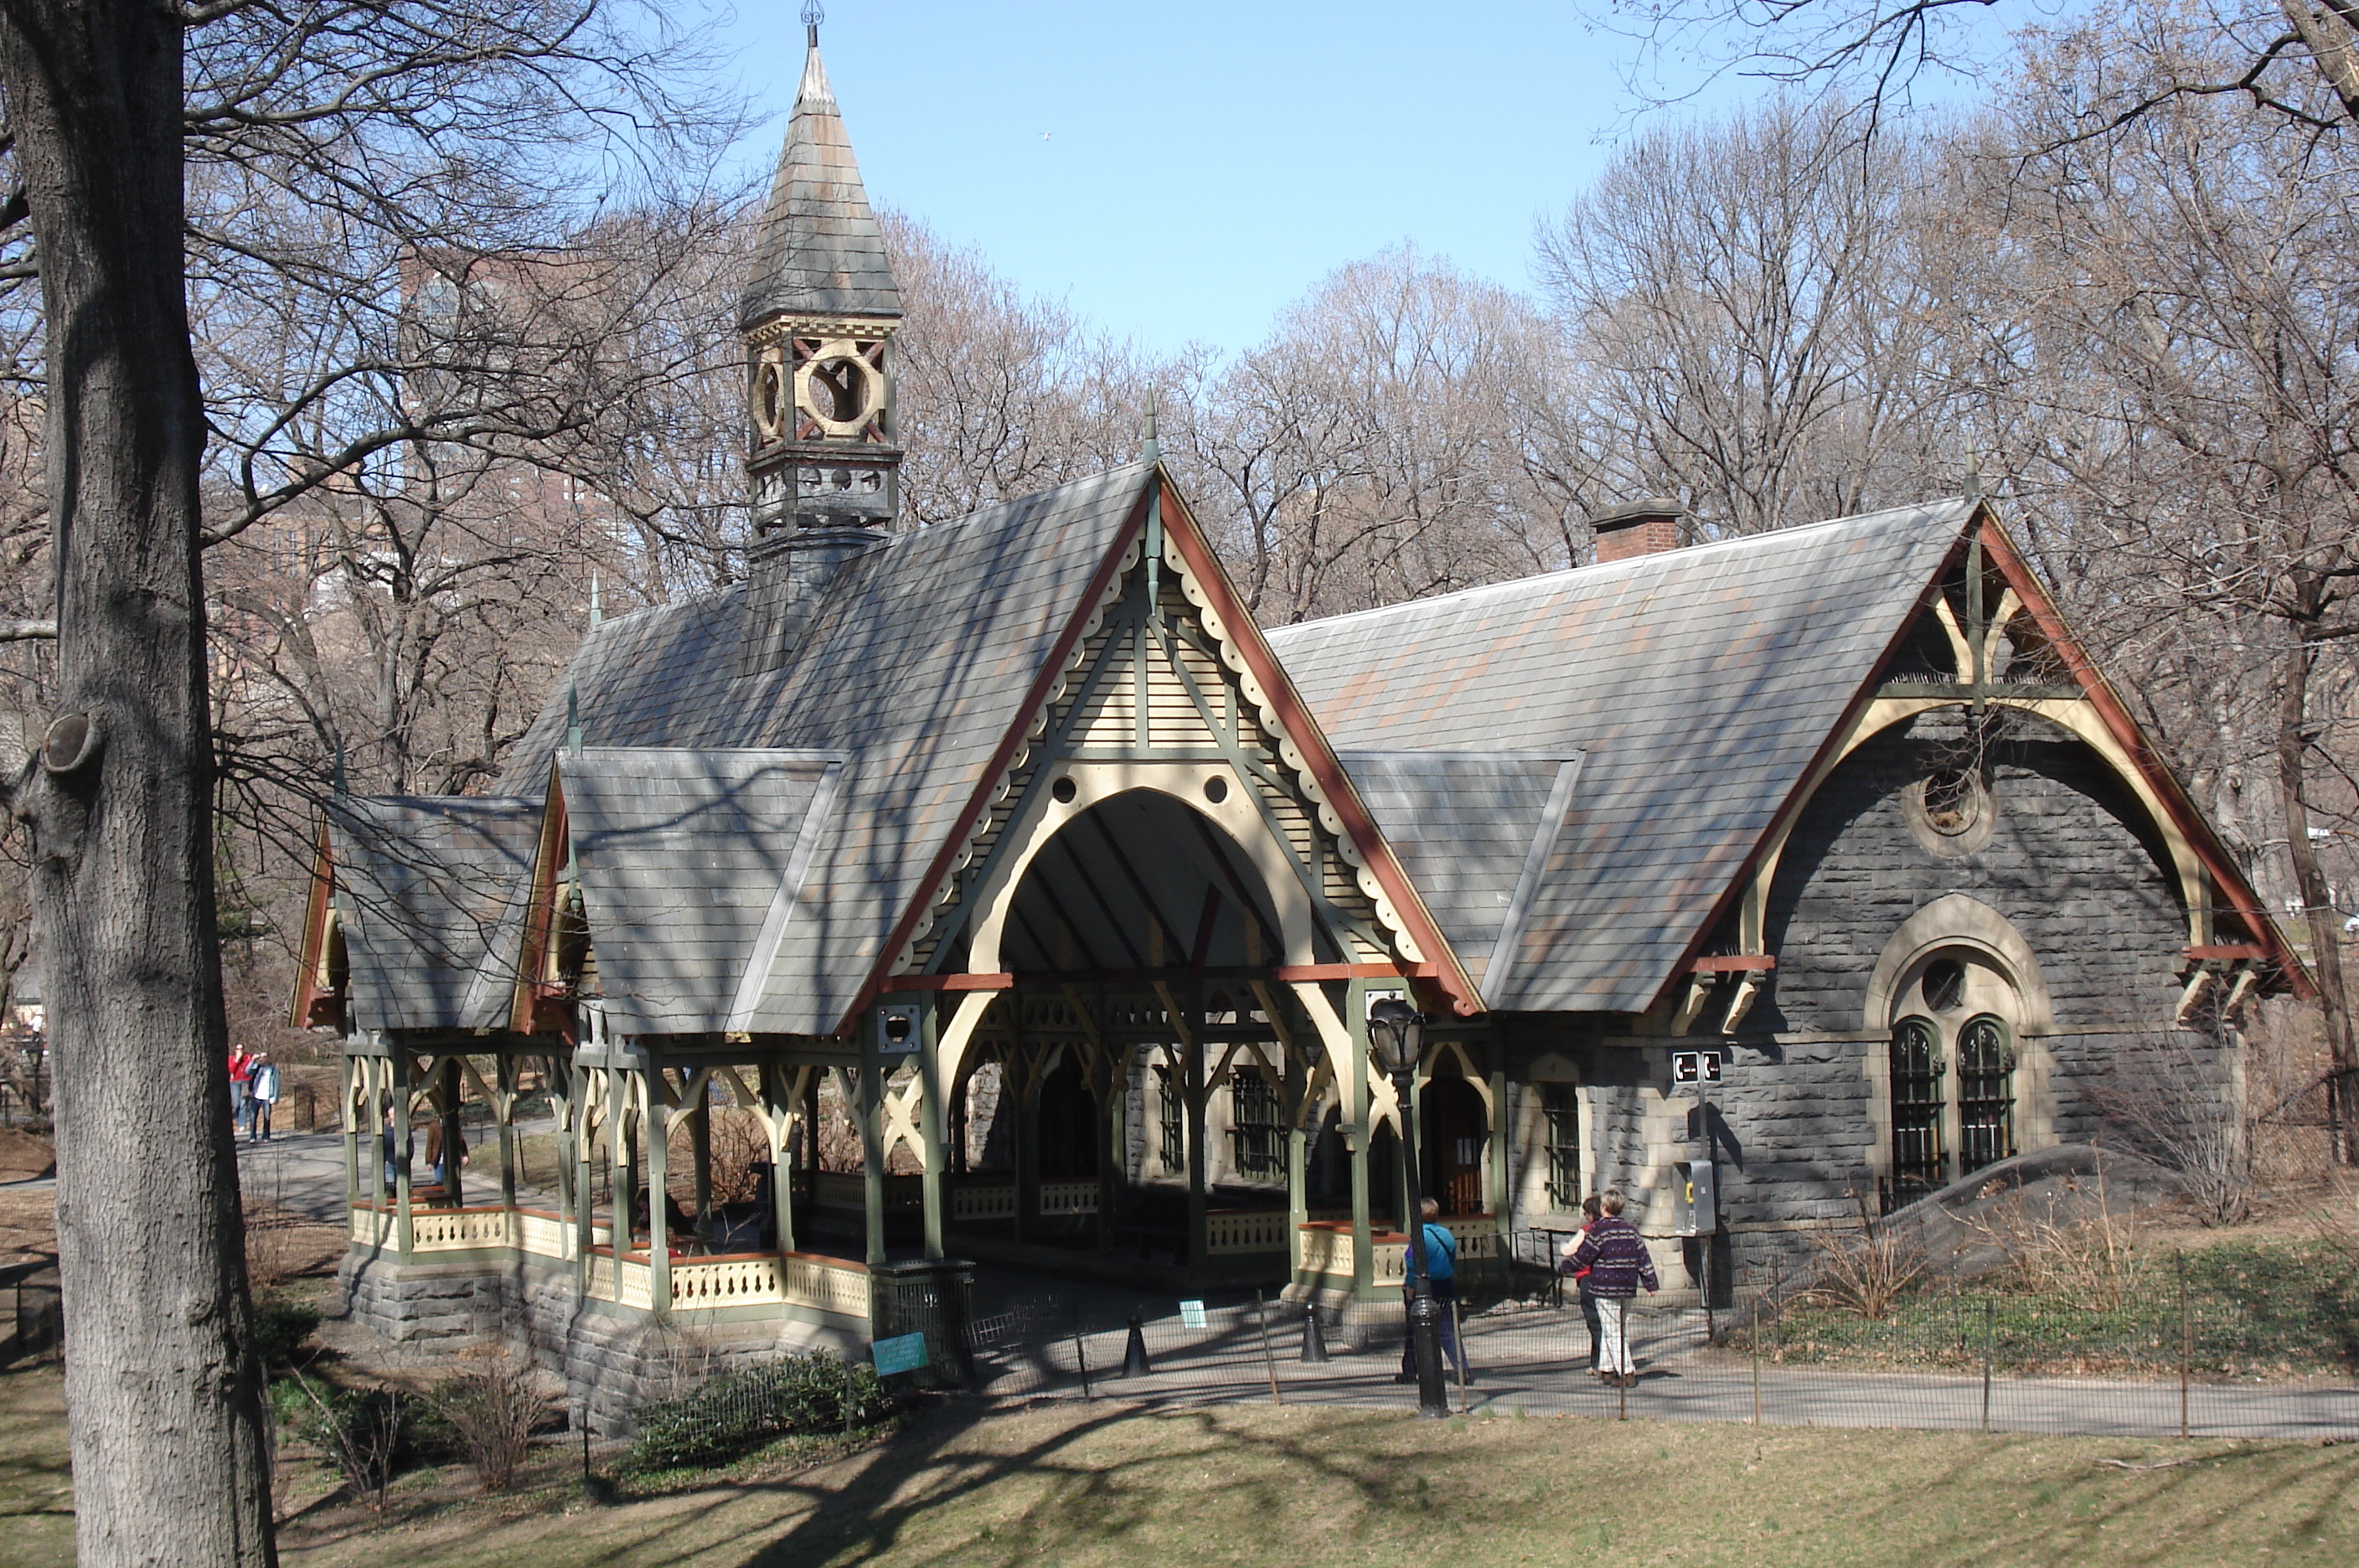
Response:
[1271, 502, 1971, 1013]
[740, 45, 901, 329]
[326, 796, 539, 1033]
[496, 466, 1151, 1034]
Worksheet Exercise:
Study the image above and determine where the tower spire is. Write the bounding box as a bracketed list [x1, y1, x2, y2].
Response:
[738, 18, 905, 677]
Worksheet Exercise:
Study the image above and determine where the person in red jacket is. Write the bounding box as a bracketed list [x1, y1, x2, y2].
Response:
[1567, 1189, 1658, 1387]
[227, 1046, 254, 1137]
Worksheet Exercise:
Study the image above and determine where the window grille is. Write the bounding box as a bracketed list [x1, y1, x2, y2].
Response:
[1888, 1016, 1944, 1210]
[1956, 1014, 2017, 1176]
[1227, 1068, 1283, 1178]
[1541, 1085, 1581, 1210]
[1154, 1065, 1184, 1172]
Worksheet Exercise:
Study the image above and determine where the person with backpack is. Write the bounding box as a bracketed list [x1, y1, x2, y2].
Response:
[1567, 1188, 1658, 1386]
[1395, 1197, 1471, 1385]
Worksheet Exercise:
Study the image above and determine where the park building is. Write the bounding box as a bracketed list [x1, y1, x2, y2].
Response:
[292, 28, 2303, 1430]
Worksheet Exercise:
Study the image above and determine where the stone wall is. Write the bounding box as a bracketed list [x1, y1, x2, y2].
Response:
[1508, 707, 2235, 1280]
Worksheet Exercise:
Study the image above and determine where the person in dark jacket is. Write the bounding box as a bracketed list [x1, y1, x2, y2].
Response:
[1567, 1189, 1657, 1386]
[1556, 1194, 1605, 1369]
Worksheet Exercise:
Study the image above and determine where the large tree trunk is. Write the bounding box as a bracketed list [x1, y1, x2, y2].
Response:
[2274, 616, 2359, 1166]
[0, 3, 276, 1563]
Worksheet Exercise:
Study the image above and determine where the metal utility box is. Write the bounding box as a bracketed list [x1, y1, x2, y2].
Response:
[1673, 1158, 1717, 1237]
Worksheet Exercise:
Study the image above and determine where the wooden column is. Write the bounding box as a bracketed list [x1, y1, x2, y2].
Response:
[689, 1072, 715, 1250]
[646, 1066, 672, 1313]
[1184, 1035, 1209, 1266]
[919, 1001, 947, 1262]
[1097, 1044, 1125, 1251]
[550, 1058, 574, 1224]
[1487, 1040, 1511, 1244]
[854, 1060, 888, 1267]
[496, 1055, 519, 1210]
[767, 1064, 797, 1255]
[391, 1050, 415, 1259]
[609, 1064, 634, 1256]
[573, 1065, 596, 1282]
[339, 1049, 360, 1212]
[1345, 982, 1374, 1300]
[1010, 1048, 1036, 1246]
[439, 1056, 465, 1210]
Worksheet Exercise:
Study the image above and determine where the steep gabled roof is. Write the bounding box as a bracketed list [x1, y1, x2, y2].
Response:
[534, 748, 844, 1034]
[497, 467, 1154, 1034]
[740, 44, 900, 328]
[1337, 751, 1582, 997]
[319, 795, 540, 1034]
[1268, 502, 1973, 1012]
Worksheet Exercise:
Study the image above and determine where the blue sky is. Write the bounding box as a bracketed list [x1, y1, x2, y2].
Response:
[703, 2, 1671, 356]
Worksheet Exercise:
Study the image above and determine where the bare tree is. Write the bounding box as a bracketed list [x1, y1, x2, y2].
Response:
[1535, 99, 1964, 538]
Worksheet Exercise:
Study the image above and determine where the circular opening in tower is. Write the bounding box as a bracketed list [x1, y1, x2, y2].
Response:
[1051, 776, 1077, 803]
[1919, 768, 1983, 835]
[1203, 776, 1228, 803]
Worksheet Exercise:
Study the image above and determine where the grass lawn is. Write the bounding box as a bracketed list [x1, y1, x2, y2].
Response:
[10, 1361, 2359, 1567]
[1750, 1240, 2359, 1380]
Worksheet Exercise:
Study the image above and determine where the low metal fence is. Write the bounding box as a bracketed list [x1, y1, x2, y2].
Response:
[938, 1256, 2359, 1442]
[1, 1258, 60, 1366]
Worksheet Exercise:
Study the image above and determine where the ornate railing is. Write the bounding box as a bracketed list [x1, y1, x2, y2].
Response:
[1298, 1215, 1503, 1283]
[1205, 1210, 1290, 1255]
[1040, 1180, 1098, 1215]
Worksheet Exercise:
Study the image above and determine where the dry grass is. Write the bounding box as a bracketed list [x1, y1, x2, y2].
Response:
[1804, 1203, 1928, 1319]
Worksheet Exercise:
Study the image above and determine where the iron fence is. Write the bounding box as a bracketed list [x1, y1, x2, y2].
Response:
[938, 1255, 2359, 1442]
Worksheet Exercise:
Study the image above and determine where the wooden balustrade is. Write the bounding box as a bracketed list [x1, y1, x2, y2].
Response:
[1039, 1180, 1098, 1216]
[1205, 1210, 1289, 1255]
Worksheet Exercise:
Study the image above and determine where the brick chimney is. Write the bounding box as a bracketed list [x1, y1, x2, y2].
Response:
[1591, 498, 1688, 564]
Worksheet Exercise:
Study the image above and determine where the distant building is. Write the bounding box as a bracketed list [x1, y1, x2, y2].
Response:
[295, 28, 2301, 1430]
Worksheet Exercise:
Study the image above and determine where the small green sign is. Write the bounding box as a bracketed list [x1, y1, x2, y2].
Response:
[871, 1332, 929, 1376]
[1179, 1298, 1208, 1328]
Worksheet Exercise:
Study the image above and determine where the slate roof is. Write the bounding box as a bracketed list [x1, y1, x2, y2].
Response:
[555, 749, 843, 1034]
[740, 44, 901, 329]
[1337, 751, 1582, 998]
[1270, 501, 1973, 1014]
[326, 796, 540, 1034]
[493, 464, 1152, 1034]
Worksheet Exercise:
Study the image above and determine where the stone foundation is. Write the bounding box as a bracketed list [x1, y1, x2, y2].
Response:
[338, 1246, 865, 1435]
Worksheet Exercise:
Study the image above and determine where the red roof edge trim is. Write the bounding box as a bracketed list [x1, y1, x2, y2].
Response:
[289, 819, 339, 1029]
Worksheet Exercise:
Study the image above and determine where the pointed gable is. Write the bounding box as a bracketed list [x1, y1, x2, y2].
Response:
[741, 43, 900, 328]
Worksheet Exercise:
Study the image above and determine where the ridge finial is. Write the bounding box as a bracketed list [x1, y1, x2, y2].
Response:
[803, 1, 823, 49]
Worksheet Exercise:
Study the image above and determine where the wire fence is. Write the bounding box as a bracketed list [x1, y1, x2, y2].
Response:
[0, 1259, 60, 1367]
[942, 1258, 2359, 1442]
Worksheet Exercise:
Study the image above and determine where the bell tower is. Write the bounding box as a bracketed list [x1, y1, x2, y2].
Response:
[739, 5, 903, 674]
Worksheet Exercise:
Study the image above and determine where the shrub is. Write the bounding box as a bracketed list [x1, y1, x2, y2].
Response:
[429, 1354, 543, 1493]
[1805, 1205, 1928, 1320]
[623, 1351, 894, 1473]
[279, 1375, 412, 1510]
[251, 1293, 323, 1369]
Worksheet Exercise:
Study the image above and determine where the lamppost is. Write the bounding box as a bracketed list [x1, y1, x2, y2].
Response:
[1370, 996, 1448, 1417]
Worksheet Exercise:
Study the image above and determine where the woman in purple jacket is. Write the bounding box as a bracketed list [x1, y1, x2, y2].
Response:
[1567, 1189, 1658, 1386]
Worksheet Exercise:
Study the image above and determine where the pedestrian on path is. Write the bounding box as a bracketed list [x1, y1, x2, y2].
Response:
[1567, 1189, 1656, 1387]
[246, 1053, 280, 1142]
[1557, 1194, 1605, 1369]
[1396, 1198, 1471, 1385]
[228, 1045, 254, 1136]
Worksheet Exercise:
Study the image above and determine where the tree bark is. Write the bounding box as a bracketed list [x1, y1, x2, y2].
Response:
[2274, 611, 2359, 1165]
[0, 3, 276, 1562]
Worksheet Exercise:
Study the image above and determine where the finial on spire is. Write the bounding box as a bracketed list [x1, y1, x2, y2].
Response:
[803, 0, 823, 49]
[332, 741, 348, 797]
[1964, 446, 1982, 503]
[589, 571, 602, 629]
[1141, 394, 1159, 467]
[566, 681, 583, 756]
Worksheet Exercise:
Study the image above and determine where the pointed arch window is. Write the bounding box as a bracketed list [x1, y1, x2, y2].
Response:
[1888, 1017, 1944, 1207]
[1956, 1014, 2017, 1175]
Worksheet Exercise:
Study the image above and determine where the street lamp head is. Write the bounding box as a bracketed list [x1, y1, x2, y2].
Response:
[1368, 996, 1426, 1077]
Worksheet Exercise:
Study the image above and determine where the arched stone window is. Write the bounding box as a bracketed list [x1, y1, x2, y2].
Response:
[1955, 1014, 2018, 1175]
[1888, 1016, 1945, 1207]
